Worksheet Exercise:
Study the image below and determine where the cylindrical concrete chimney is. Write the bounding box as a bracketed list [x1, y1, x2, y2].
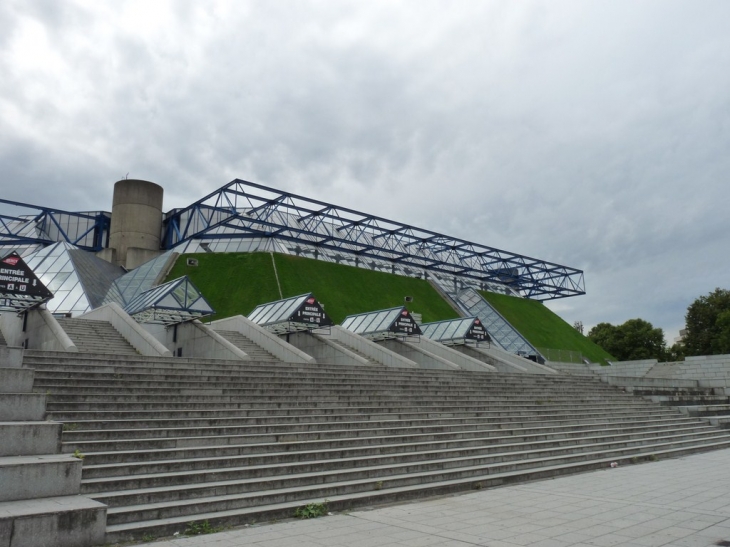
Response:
[108, 179, 164, 269]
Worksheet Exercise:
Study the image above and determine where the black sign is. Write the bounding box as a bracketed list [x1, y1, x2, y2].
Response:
[466, 318, 490, 342]
[290, 296, 333, 327]
[390, 308, 422, 336]
[0, 252, 53, 299]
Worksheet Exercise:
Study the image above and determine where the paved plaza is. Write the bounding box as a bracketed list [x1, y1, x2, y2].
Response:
[128, 448, 730, 547]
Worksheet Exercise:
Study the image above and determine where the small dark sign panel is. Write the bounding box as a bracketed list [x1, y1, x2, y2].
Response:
[390, 309, 422, 336]
[466, 318, 490, 342]
[0, 252, 53, 299]
[291, 296, 333, 327]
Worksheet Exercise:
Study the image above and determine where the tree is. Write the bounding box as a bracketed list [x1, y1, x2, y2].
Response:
[684, 288, 730, 356]
[588, 318, 666, 361]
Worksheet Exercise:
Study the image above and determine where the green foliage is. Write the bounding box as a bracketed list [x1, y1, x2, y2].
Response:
[294, 500, 329, 519]
[684, 288, 730, 356]
[183, 520, 219, 536]
[71, 449, 84, 460]
[587, 319, 665, 361]
[62, 423, 79, 432]
[166, 252, 459, 324]
[479, 291, 614, 364]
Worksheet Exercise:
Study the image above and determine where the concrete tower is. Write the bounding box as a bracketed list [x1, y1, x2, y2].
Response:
[106, 179, 164, 269]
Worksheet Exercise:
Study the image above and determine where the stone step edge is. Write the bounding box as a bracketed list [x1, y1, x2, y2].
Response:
[62, 417, 707, 450]
[103, 438, 730, 542]
[77, 421, 722, 468]
[0, 494, 106, 518]
[80, 428, 727, 486]
[94, 433, 730, 504]
[52, 411, 684, 431]
[76, 419, 713, 461]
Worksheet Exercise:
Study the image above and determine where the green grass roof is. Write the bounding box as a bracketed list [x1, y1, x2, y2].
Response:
[165, 251, 608, 363]
[165, 252, 460, 324]
[479, 290, 614, 364]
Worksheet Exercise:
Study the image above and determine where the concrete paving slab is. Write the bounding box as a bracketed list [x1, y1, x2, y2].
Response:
[122, 448, 730, 547]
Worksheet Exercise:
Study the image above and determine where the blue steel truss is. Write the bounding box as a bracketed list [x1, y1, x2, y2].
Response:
[163, 179, 585, 300]
[0, 199, 110, 252]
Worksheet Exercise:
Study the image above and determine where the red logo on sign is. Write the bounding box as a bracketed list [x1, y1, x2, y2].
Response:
[2, 256, 19, 266]
[475, 319, 481, 325]
[401, 310, 408, 316]
[306, 298, 315, 304]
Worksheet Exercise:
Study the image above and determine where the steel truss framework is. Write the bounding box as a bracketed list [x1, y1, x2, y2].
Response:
[0, 199, 110, 253]
[163, 179, 585, 300]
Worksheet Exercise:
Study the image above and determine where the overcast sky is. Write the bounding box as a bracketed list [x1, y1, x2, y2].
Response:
[2, 0, 729, 341]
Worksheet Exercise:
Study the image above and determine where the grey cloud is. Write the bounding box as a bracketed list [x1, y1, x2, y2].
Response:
[1, 0, 729, 341]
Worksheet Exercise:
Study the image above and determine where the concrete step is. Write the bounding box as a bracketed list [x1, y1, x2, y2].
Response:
[0, 422, 62, 456]
[214, 330, 278, 362]
[22, 349, 730, 543]
[650, 395, 730, 405]
[80, 427, 722, 489]
[679, 404, 730, 417]
[48, 407, 662, 431]
[26, 353, 613, 382]
[103, 437, 730, 543]
[60, 414, 703, 454]
[77, 418, 709, 467]
[326, 338, 382, 366]
[0, 455, 82, 502]
[0, 495, 106, 547]
[79, 422, 716, 476]
[102, 434, 730, 532]
[0, 393, 47, 421]
[59, 411, 680, 443]
[55, 318, 139, 356]
[0, 367, 35, 393]
[88, 430, 728, 503]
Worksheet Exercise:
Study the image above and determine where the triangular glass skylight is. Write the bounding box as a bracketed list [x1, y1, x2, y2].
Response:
[123, 276, 215, 324]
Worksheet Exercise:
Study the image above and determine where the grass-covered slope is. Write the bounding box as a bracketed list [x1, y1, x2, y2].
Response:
[480, 291, 614, 364]
[166, 253, 282, 320]
[166, 252, 460, 324]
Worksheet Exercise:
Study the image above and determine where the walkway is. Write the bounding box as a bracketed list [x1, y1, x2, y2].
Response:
[126, 448, 730, 547]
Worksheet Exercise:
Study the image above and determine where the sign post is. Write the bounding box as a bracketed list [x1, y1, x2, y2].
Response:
[0, 252, 53, 312]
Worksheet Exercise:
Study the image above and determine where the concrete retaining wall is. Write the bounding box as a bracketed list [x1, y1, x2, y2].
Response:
[144, 321, 250, 361]
[0, 346, 24, 368]
[414, 337, 496, 372]
[284, 331, 370, 366]
[380, 339, 460, 370]
[0, 310, 78, 352]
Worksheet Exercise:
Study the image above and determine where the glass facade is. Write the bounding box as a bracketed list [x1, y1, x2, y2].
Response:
[341, 307, 421, 340]
[123, 276, 214, 324]
[248, 293, 331, 333]
[104, 251, 175, 307]
[420, 317, 489, 346]
[24, 242, 94, 315]
[454, 288, 537, 356]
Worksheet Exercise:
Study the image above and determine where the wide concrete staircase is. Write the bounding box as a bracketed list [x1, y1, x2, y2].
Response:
[324, 337, 382, 366]
[24, 350, 730, 543]
[0, 351, 106, 547]
[56, 318, 139, 355]
[214, 330, 278, 362]
[605, 376, 730, 428]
